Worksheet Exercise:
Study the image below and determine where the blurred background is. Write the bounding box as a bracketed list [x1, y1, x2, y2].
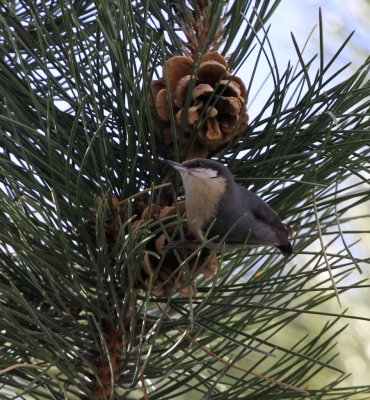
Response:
[242, 0, 370, 387]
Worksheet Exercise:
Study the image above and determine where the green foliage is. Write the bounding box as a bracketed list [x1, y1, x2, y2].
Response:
[0, 0, 369, 399]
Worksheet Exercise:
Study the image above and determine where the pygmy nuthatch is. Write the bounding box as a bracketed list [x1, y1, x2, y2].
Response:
[165, 158, 293, 257]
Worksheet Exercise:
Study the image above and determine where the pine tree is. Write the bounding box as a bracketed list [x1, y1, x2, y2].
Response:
[1, 1, 370, 399]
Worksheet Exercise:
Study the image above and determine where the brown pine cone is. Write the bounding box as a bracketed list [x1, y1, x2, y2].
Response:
[82, 196, 218, 297]
[137, 201, 219, 296]
[150, 51, 249, 159]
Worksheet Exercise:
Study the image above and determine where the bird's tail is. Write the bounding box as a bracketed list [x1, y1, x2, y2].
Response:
[276, 243, 293, 257]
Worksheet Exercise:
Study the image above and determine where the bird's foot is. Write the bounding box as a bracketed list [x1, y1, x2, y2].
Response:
[166, 239, 192, 249]
[167, 239, 212, 254]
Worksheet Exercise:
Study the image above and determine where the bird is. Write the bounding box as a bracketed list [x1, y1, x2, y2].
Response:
[164, 158, 293, 257]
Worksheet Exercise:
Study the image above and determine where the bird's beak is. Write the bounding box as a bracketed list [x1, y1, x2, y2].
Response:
[162, 159, 188, 174]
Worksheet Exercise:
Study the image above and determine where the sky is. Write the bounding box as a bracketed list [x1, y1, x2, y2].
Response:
[255, 0, 370, 386]
[268, 0, 370, 68]
[243, 0, 370, 117]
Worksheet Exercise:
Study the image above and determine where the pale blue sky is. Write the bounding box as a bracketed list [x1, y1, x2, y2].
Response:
[256, 1, 370, 385]
[242, 0, 370, 116]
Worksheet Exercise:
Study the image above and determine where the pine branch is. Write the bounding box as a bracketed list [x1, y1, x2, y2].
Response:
[0, 1, 369, 399]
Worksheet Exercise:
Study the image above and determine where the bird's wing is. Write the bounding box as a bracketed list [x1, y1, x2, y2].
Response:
[238, 186, 292, 243]
[239, 186, 279, 224]
[207, 185, 291, 247]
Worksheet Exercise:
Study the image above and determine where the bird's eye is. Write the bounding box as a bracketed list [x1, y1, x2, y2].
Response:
[194, 161, 203, 169]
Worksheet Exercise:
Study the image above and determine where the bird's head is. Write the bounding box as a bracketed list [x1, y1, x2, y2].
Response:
[163, 158, 236, 222]
[163, 158, 234, 239]
[164, 158, 232, 185]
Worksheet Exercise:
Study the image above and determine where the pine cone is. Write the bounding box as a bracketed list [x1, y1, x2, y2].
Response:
[136, 200, 218, 296]
[150, 51, 249, 159]
[82, 196, 218, 297]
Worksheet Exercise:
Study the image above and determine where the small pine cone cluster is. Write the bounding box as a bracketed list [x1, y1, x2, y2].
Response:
[83, 196, 218, 297]
[150, 51, 249, 159]
[135, 200, 218, 296]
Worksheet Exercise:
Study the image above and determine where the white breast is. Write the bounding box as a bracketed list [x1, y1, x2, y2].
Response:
[182, 173, 226, 240]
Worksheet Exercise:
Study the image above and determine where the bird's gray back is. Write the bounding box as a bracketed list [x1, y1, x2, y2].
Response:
[207, 183, 283, 246]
